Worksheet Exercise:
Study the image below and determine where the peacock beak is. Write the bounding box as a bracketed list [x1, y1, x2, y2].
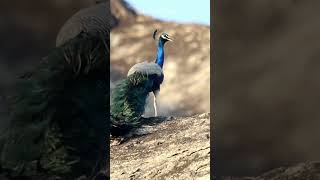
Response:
[161, 33, 173, 42]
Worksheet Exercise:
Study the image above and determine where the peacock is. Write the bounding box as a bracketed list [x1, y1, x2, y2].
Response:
[110, 30, 173, 136]
[0, 3, 110, 179]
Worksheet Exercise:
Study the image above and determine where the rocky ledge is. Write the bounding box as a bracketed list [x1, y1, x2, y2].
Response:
[110, 113, 210, 179]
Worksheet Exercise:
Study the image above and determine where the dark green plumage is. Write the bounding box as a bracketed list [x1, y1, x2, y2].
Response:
[0, 31, 109, 179]
[111, 73, 157, 135]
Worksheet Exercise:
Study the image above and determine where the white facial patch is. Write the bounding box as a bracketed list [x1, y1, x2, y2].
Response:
[161, 33, 172, 41]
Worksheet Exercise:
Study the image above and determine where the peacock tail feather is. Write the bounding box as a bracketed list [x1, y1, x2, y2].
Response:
[110, 72, 157, 135]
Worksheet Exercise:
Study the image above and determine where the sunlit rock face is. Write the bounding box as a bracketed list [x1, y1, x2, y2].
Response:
[110, 114, 210, 179]
[110, 0, 210, 117]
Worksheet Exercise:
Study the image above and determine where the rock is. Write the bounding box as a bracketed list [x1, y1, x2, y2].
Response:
[110, 0, 137, 24]
[215, 0, 320, 175]
[110, 114, 210, 179]
[223, 162, 320, 180]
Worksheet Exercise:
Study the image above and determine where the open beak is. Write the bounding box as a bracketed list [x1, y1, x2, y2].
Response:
[167, 37, 173, 42]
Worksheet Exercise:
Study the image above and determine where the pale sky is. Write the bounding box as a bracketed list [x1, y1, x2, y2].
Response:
[125, 0, 210, 25]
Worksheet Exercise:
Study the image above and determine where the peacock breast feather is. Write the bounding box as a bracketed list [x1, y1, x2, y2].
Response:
[110, 72, 162, 131]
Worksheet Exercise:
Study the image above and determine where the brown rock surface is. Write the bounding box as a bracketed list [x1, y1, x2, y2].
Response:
[110, 113, 210, 179]
[215, 0, 320, 176]
[256, 162, 320, 180]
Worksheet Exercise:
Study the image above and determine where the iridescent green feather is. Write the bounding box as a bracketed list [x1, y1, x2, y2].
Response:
[110, 72, 155, 135]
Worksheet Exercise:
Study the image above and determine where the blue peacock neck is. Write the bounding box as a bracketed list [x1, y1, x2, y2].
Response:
[155, 39, 166, 68]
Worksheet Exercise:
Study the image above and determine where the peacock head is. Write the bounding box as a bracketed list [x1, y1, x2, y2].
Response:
[160, 33, 173, 43]
[153, 29, 173, 44]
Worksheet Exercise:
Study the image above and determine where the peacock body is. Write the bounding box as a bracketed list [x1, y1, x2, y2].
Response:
[110, 31, 172, 135]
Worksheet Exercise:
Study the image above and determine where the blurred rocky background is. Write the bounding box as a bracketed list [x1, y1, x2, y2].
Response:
[110, 0, 210, 117]
[215, 0, 320, 177]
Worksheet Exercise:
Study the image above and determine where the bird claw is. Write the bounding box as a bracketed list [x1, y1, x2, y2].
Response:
[110, 136, 125, 146]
